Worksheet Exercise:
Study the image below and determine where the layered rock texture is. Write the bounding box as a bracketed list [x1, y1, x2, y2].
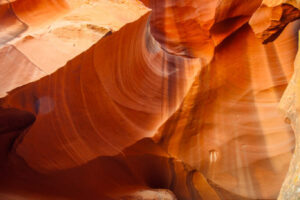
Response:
[0, 0, 300, 199]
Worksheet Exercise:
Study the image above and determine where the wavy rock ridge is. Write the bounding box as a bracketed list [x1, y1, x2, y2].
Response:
[0, 0, 300, 199]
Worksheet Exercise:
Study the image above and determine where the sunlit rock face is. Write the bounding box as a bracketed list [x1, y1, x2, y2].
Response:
[0, 0, 148, 97]
[278, 32, 300, 200]
[0, 0, 300, 199]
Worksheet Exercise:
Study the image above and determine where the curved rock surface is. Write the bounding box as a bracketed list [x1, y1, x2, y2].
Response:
[249, 0, 300, 43]
[0, 0, 300, 200]
[0, 0, 148, 97]
[0, 12, 203, 172]
[155, 21, 298, 199]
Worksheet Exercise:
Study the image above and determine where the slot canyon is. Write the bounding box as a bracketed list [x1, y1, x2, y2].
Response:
[1, 0, 300, 199]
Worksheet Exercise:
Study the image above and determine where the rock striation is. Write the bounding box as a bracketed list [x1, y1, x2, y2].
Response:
[0, 0, 300, 199]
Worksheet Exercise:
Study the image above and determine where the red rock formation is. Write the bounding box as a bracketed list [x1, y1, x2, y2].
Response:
[278, 31, 300, 200]
[0, 0, 147, 97]
[155, 21, 298, 199]
[0, 11, 204, 172]
[0, 1, 27, 45]
[0, 0, 300, 199]
[249, 0, 300, 43]
[141, 0, 264, 64]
